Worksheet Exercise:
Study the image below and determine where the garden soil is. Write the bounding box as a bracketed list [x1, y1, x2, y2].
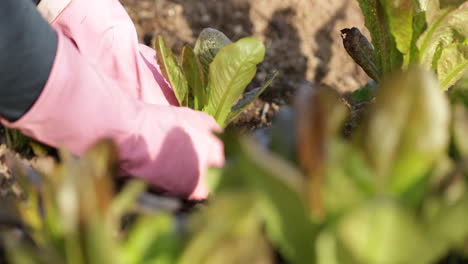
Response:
[121, 0, 371, 128]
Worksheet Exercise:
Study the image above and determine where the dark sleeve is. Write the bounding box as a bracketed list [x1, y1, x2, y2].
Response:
[0, 0, 58, 122]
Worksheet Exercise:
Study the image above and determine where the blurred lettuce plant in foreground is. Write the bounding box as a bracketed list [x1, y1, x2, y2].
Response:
[209, 68, 468, 264]
[0, 140, 271, 264]
[1, 1, 468, 261]
[3, 68, 468, 264]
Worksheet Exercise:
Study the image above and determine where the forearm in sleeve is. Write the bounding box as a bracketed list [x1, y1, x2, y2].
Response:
[0, 0, 57, 122]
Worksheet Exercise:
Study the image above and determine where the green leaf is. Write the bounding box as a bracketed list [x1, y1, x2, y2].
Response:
[324, 140, 375, 216]
[425, 195, 468, 253]
[203, 38, 266, 127]
[122, 214, 181, 264]
[355, 69, 450, 194]
[110, 180, 146, 222]
[235, 137, 316, 264]
[316, 231, 341, 264]
[409, 11, 427, 64]
[453, 103, 468, 156]
[449, 72, 468, 105]
[226, 71, 278, 124]
[349, 81, 378, 103]
[181, 45, 206, 110]
[341, 28, 381, 82]
[154, 36, 189, 106]
[194, 28, 232, 82]
[179, 193, 271, 264]
[5, 129, 32, 153]
[437, 43, 468, 90]
[338, 199, 428, 264]
[380, 0, 414, 67]
[356, 0, 402, 74]
[418, 2, 468, 85]
[29, 141, 51, 157]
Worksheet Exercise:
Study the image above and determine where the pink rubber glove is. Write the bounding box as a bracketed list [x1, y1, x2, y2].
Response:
[40, 0, 179, 106]
[1, 0, 225, 200]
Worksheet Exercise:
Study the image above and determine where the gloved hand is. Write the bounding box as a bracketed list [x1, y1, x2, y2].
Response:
[1, 0, 225, 200]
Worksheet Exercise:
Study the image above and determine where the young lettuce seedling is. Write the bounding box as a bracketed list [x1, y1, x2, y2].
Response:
[155, 28, 277, 128]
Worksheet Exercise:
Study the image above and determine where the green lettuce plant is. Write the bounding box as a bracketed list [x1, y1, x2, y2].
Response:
[208, 68, 468, 264]
[0, 140, 272, 264]
[155, 28, 277, 128]
[342, 0, 467, 91]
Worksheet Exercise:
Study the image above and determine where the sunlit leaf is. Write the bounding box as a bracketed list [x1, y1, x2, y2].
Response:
[203, 38, 266, 127]
[380, 0, 414, 67]
[155, 36, 189, 106]
[356, 69, 450, 193]
[338, 199, 428, 264]
[437, 43, 468, 90]
[418, 1, 468, 89]
[181, 45, 206, 110]
[316, 231, 340, 264]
